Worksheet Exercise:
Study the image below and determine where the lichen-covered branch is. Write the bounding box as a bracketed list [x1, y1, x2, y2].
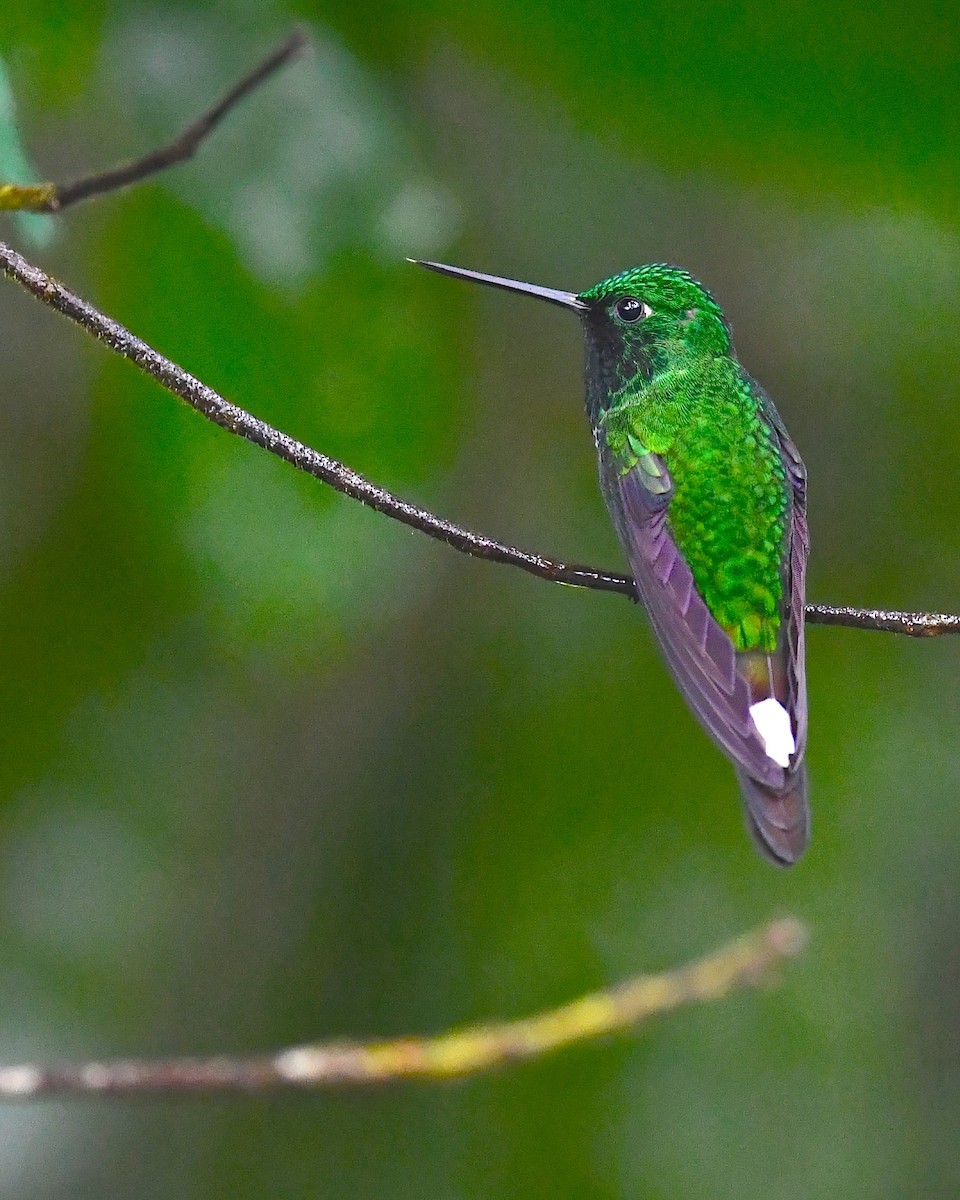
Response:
[0, 917, 806, 1099]
[0, 238, 956, 636]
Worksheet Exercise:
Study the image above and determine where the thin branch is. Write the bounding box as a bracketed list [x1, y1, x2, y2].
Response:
[804, 602, 960, 637]
[0, 27, 309, 214]
[0, 30, 954, 643]
[0, 240, 956, 636]
[0, 918, 806, 1099]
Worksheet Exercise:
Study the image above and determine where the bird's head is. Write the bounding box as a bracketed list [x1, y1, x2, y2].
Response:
[413, 260, 731, 412]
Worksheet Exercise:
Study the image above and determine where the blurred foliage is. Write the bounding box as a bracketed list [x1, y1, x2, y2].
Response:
[0, 3, 959, 1198]
[0, 57, 55, 246]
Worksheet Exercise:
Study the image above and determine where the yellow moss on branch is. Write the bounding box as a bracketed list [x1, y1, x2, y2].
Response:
[281, 916, 808, 1084]
[0, 183, 56, 212]
[0, 917, 808, 1099]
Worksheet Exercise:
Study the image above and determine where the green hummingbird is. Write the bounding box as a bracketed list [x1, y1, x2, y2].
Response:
[415, 259, 809, 865]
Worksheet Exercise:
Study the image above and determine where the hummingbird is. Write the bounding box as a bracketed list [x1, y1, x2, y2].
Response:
[415, 259, 809, 865]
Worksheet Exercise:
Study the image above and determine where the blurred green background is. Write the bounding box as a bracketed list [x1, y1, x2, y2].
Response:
[0, 3, 959, 1197]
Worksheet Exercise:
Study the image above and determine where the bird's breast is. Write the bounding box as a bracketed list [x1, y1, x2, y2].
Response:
[662, 412, 789, 652]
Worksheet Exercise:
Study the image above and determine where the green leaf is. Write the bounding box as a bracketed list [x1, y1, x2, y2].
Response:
[0, 54, 56, 247]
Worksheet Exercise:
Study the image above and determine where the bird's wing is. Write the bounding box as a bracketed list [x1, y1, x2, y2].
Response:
[734, 390, 809, 864]
[600, 441, 796, 790]
[754, 383, 809, 760]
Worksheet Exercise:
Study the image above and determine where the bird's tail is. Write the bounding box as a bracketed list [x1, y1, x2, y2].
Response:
[736, 765, 809, 867]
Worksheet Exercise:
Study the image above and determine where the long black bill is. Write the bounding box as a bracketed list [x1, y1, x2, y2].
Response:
[412, 260, 587, 312]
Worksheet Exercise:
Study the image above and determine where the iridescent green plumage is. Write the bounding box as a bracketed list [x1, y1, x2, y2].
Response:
[416, 257, 810, 865]
[602, 356, 787, 651]
[581, 266, 788, 652]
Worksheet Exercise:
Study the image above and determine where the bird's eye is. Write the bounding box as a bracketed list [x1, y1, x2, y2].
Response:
[614, 296, 651, 322]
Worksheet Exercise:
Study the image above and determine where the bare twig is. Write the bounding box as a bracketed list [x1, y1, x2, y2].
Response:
[0, 27, 309, 214]
[0, 918, 806, 1099]
[0, 240, 956, 636]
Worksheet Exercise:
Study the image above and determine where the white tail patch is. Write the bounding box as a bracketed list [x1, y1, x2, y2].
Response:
[749, 698, 796, 768]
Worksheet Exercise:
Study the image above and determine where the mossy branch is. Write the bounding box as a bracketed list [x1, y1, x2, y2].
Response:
[0, 918, 806, 1099]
